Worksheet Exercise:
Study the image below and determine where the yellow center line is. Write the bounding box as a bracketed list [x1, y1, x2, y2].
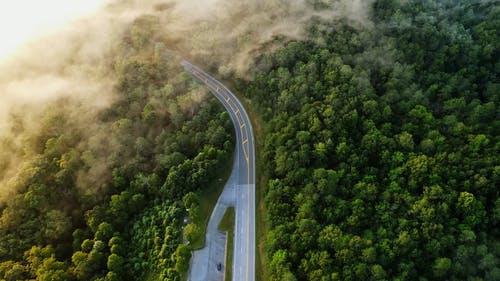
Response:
[186, 65, 252, 281]
[235, 111, 241, 120]
[229, 99, 237, 110]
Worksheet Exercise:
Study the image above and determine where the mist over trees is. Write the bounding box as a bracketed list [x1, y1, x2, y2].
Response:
[246, 0, 499, 280]
[0, 0, 498, 281]
[0, 13, 233, 281]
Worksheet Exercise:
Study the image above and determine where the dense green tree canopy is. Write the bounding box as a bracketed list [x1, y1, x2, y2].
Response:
[246, 0, 499, 280]
[0, 1, 498, 280]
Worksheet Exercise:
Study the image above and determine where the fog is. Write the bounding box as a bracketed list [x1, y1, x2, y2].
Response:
[153, 0, 374, 73]
[0, 0, 374, 201]
[0, 0, 108, 61]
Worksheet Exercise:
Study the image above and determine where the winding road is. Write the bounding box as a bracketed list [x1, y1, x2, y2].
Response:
[182, 61, 255, 281]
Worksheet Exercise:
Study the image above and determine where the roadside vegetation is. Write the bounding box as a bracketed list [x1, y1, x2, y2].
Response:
[218, 206, 235, 281]
[245, 0, 499, 280]
[183, 147, 234, 250]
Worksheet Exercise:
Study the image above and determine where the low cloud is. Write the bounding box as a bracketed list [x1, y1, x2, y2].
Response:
[0, 0, 374, 201]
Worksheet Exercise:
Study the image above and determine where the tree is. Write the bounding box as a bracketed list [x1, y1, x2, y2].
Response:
[81, 239, 94, 253]
[105, 271, 120, 281]
[107, 254, 124, 274]
[433, 257, 451, 278]
[2, 262, 27, 281]
[183, 192, 199, 209]
[108, 236, 125, 256]
[35, 257, 71, 281]
[173, 244, 191, 274]
[268, 250, 297, 281]
[43, 210, 72, 241]
[94, 222, 113, 242]
[184, 223, 200, 244]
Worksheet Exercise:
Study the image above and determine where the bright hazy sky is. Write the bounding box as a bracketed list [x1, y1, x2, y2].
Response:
[0, 0, 106, 60]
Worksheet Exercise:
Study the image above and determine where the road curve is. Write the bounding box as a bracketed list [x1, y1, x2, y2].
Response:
[182, 61, 255, 281]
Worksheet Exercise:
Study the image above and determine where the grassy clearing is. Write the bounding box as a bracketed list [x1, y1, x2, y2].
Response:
[218, 206, 235, 281]
[189, 143, 235, 250]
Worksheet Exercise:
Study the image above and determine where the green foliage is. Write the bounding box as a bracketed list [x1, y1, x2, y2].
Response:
[1, 1, 497, 280]
[0, 11, 233, 281]
[247, 1, 500, 280]
[107, 254, 124, 274]
[218, 207, 235, 281]
[184, 223, 201, 244]
[173, 244, 191, 274]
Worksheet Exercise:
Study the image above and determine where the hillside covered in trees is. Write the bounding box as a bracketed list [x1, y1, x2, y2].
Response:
[246, 0, 499, 280]
[0, 0, 498, 281]
[0, 16, 233, 280]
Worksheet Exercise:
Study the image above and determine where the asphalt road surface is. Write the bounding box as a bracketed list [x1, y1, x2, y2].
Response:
[182, 61, 255, 281]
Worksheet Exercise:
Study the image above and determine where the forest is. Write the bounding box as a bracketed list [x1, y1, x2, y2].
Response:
[0, 15, 233, 281]
[245, 0, 499, 280]
[0, 0, 498, 281]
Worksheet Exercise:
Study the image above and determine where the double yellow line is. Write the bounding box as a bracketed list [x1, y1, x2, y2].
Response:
[192, 70, 250, 161]
[190, 68, 252, 281]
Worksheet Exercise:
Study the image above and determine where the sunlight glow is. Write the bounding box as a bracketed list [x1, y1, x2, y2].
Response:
[0, 0, 106, 60]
